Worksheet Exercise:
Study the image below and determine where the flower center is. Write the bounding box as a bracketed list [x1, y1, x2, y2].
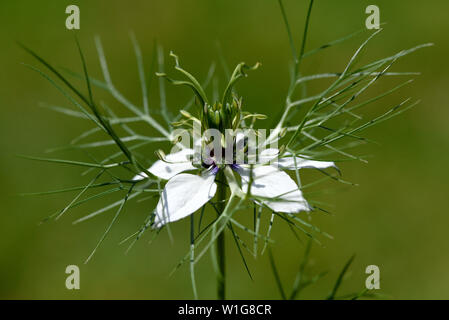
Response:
[201, 145, 243, 175]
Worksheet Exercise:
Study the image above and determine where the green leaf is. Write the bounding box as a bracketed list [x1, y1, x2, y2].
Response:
[327, 254, 356, 300]
[268, 248, 286, 300]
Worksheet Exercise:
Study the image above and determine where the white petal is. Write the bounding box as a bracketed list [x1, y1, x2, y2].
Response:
[154, 173, 217, 227]
[235, 132, 246, 146]
[275, 154, 336, 171]
[133, 149, 196, 181]
[258, 148, 280, 164]
[238, 165, 309, 213]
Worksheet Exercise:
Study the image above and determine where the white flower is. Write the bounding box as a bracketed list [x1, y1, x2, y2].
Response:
[134, 147, 336, 228]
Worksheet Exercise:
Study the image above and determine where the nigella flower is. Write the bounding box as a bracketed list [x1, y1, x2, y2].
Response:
[128, 52, 338, 228]
[21, 5, 429, 299]
[133, 144, 336, 228]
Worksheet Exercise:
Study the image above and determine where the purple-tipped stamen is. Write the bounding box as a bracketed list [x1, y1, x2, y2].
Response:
[210, 164, 220, 175]
[230, 163, 241, 171]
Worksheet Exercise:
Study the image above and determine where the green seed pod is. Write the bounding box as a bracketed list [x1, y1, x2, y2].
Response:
[200, 97, 244, 132]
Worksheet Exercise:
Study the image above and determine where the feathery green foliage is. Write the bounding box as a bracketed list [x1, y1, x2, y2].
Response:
[21, 0, 430, 299]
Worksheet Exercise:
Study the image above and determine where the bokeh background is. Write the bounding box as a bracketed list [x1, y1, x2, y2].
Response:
[1, 0, 448, 299]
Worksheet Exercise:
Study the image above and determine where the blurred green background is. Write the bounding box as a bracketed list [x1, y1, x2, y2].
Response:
[1, 0, 448, 299]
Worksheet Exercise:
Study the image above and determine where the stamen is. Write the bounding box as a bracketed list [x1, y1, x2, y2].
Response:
[210, 165, 220, 175]
[230, 163, 241, 171]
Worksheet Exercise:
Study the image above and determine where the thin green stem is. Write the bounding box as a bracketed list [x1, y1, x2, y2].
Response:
[297, 0, 314, 76]
[216, 171, 227, 300]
